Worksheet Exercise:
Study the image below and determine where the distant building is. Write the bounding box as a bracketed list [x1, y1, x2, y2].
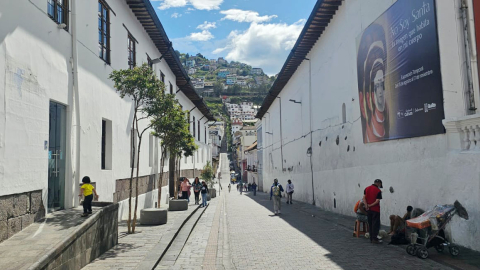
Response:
[226, 74, 237, 85]
[201, 65, 210, 71]
[236, 80, 247, 86]
[186, 59, 196, 67]
[188, 68, 196, 75]
[228, 68, 238, 74]
[218, 57, 227, 65]
[254, 76, 266, 85]
[210, 59, 217, 65]
[217, 69, 230, 78]
[251, 68, 263, 75]
[209, 65, 217, 71]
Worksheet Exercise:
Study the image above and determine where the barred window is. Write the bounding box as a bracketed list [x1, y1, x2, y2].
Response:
[98, 1, 110, 63]
[198, 120, 200, 141]
[128, 33, 136, 69]
[47, 0, 68, 29]
[147, 55, 153, 69]
[193, 116, 196, 138]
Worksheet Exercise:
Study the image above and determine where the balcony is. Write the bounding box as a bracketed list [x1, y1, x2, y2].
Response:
[247, 165, 252, 171]
[443, 114, 480, 152]
[252, 165, 257, 172]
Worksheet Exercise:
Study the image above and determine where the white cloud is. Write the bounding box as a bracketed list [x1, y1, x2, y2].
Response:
[156, 0, 223, 10]
[157, 0, 188, 10]
[189, 30, 214, 41]
[220, 9, 277, 23]
[197, 21, 217, 30]
[213, 20, 306, 75]
[190, 0, 223, 10]
[171, 12, 182, 18]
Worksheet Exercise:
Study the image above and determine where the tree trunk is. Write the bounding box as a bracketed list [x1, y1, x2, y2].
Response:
[128, 113, 137, 234]
[132, 135, 142, 233]
[157, 148, 166, 208]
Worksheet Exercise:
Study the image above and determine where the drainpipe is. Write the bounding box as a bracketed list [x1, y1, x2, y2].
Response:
[71, 0, 81, 206]
[304, 57, 315, 206]
[461, 0, 477, 114]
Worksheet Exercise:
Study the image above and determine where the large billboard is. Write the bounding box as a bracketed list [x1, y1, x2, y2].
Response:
[356, 0, 444, 143]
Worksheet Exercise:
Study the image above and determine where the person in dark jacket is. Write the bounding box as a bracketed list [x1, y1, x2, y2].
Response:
[192, 177, 202, 205]
[252, 182, 257, 196]
[270, 179, 284, 215]
[200, 181, 209, 207]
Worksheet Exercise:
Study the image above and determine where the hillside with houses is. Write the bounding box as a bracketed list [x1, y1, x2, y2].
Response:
[176, 51, 275, 103]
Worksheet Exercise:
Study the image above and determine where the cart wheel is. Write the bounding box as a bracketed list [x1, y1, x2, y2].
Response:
[406, 244, 416, 256]
[434, 244, 444, 253]
[416, 246, 429, 259]
[449, 245, 459, 256]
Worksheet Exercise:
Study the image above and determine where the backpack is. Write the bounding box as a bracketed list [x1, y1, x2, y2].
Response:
[273, 186, 281, 196]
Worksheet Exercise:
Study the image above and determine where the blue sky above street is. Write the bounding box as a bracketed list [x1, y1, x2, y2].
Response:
[150, 0, 316, 75]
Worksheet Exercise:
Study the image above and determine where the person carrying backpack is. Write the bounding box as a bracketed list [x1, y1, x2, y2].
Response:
[270, 179, 284, 215]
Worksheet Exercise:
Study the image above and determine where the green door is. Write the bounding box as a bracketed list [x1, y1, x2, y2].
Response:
[48, 101, 66, 212]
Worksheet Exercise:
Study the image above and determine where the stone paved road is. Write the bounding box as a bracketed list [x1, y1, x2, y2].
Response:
[169, 153, 452, 270]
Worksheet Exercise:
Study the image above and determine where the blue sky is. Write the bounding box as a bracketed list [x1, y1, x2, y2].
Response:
[150, 0, 317, 75]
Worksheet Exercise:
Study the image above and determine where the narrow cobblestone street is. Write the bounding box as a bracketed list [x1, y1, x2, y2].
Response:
[157, 153, 454, 270]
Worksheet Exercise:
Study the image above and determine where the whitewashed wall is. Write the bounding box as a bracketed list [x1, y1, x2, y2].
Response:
[0, 0, 212, 220]
[261, 0, 480, 251]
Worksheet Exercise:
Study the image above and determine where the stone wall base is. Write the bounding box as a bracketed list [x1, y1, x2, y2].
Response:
[0, 190, 45, 243]
[30, 203, 119, 270]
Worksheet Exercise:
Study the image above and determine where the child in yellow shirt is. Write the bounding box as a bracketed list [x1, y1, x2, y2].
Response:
[79, 176, 99, 217]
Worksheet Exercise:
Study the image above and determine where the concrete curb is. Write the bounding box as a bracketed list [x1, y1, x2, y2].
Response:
[28, 203, 119, 270]
[135, 204, 208, 270]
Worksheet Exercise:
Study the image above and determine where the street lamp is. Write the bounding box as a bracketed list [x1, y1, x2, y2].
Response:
[289, 99, 302, 104]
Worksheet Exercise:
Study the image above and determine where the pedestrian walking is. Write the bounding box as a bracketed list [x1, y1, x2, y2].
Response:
[200, 181, 209, 207]
[270, 179, 284, 215]
[181, 178, 191, 203]
[286, 180, 294, 204]
[193, 177, 202, 205]
[364, 179, 383, 244]
[236, 184, 239, 191]
[228, 184, 231, 193]
[252, 182, 257, 196]
[240, 182, 243, 194]
[79, 176, 99, 217]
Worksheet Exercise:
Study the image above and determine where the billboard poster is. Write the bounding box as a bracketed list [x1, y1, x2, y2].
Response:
[356, 0, 444, 143]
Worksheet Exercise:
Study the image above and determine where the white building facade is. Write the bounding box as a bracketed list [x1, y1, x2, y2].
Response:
[0, 0, 214, 242]
[257, 0, 480, 251]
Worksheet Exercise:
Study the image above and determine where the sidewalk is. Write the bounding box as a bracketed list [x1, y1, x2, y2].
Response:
[82, 201, 201, 270]
[245, 190, 480, 270]
[0, 207, 100, 270]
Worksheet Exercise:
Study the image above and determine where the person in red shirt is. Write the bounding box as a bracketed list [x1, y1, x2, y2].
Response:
[363, 179, 383, 244]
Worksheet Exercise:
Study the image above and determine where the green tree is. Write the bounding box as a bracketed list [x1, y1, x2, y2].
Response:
[109, 63, 164, 234]
[201, 161, 215, 188]
[151, 100, 197, 200]
[213, 82, 223, 97]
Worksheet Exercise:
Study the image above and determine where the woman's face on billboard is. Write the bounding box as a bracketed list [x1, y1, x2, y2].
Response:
[374, 69, 385, 111]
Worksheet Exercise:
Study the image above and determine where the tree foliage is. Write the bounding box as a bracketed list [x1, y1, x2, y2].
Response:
[109, 63, 164, 234]
[201, 161, 215, 188]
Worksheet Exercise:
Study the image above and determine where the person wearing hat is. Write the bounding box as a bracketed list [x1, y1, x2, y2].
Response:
[363, 179, 383, 244]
